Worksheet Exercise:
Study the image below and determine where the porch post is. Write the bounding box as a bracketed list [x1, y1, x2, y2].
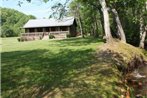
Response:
[68, 26, 70, 34]
[58, 27, 61, 33]
[43, 28, 45, 35]
[49, 27, 51, 34]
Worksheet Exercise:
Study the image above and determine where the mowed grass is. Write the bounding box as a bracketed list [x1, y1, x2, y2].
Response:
[2, 37, 121, 98]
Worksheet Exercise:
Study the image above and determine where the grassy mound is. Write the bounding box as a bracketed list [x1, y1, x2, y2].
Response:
[96, 41, 147, 97]
[99, 41, 146, 72]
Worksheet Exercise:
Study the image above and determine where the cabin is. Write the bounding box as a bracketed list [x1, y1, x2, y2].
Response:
[20, 17, 77, 41]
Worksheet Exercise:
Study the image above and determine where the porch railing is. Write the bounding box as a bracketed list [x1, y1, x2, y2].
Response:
[21, 32, 44, 36]
[21, 31, 69, 37]
[50, 31, 69, 34]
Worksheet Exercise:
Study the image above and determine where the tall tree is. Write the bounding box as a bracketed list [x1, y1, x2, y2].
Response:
[139, 26, 147, 48]
[111, 8, 126, 43]
[99, 0, 113, 43]
[69, 1, 84, 38]
[139, 2, 147, 48]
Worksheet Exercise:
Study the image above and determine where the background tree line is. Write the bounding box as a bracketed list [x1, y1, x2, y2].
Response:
[68, 0, 147, 48]
[1, 7, 35, 37]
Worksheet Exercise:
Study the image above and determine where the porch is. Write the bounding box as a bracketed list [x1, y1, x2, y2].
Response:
[19, 31, 70, 41]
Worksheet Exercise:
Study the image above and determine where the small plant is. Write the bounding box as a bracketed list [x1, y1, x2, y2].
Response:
[49, 34, 55, 39]
[17, 38, 21, 42]
[39, 36, 42, 40]
[66, 34, 71, 38]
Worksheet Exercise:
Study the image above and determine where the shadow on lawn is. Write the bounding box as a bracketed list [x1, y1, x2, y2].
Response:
[53, 37, 103, 47]
[2, 48, 99, 98]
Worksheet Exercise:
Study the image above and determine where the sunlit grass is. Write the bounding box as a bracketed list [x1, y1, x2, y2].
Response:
[2, 37, 122, 98]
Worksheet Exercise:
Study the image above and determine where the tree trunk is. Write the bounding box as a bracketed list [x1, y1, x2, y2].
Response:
[76, 4, 84, 38]
[99, 0, 113, 43]
[78, 17, 84, 38]
[112, 8, 126, 43]
[139, 26, 147, 48]
[94, 16, 99, 37]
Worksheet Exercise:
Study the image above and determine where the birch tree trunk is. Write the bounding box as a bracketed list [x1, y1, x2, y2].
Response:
[77, 4, 84, 38]
[99, 0, 113, 43]
[112, 9, 126, 43]
[78, 17, 84, 38]
[139, 26, 147, 48]
[139, 3, 147, 48]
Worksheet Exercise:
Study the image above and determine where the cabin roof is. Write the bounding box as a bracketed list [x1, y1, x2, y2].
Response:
[23, 17, 75, 28]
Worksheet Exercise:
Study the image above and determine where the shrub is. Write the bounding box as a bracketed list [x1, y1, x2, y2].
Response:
[66, 34, 71, 38]
[17, 38, 21, 42]
[49, 34, 55, 39]
[20, 37, 26, 42]
[18, 36, 35, 42]
[39, 36, 42, 40]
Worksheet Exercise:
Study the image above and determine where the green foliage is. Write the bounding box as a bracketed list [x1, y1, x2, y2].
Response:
[43, 0, 49, 3]
[1, 7, 36, 37]
[69, 0, 103, 38]
[66, 34, 71, 38]
[49, 34, 55, 39]
[69, 0, 147, 46]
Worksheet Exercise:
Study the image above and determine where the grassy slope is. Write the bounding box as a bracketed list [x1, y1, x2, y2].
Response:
[2, 37, 146, 98]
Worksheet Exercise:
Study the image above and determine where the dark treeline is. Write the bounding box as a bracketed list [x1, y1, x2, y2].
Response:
[1, 7, 36, 37]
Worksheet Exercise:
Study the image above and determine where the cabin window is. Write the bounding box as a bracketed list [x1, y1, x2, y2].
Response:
[60, 26, 68, 31]
[29, 28, 35, 32]
[45, 28, 50, 32]
[51, 27, 56, 31]
[37, 28, 43, 32]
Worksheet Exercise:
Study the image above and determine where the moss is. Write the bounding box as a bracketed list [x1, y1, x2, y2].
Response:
[100, 41, 146, 65]
[96, 41, 147, 97]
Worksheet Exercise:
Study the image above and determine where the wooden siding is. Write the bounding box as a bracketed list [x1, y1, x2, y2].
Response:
[24, 23, 77, 38]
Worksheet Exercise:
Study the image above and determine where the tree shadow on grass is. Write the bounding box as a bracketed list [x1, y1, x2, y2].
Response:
[52, 37, 103, 47]
[2, 48, 99, 98]
[2, 42, 126, 98]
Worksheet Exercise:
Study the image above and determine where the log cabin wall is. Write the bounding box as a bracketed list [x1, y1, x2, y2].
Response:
[69, 21, 77, 37]
[24, 25, 76, 38]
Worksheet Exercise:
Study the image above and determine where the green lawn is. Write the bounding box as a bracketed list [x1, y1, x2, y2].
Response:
[2, 37, 121, 98]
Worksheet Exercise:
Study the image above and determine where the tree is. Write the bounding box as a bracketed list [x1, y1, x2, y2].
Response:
[1, 7, 36, 37]
[69, 0, 84, 38]
[99, 0, 113, 43]
[111, 8, 126, 43]
[139, 26, 147, 48]
[139, 2, 147, 48]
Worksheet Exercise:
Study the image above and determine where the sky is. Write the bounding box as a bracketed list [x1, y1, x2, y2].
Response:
[1, 0, 71, 19]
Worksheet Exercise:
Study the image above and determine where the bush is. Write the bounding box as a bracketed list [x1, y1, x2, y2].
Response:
[49, 34, 55, 39]
[18, 36, 35, 42]
[39, 36, 42, 40]
[66, 34, 71, 38]
[17, 38, 21, 42]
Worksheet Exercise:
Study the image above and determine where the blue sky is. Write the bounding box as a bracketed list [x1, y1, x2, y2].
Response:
[1, 0, 71, 19]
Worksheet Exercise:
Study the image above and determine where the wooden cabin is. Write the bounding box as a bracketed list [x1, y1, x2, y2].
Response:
[22, 17, 77, 40]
